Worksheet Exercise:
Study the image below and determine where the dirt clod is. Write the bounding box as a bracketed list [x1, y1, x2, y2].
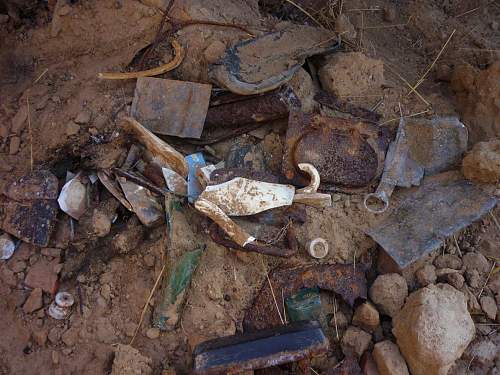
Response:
[319, 53, 385, 99]
[111, 344, 152, 375]
[23, 287, 43, 314]
[462, 139, 500, 183]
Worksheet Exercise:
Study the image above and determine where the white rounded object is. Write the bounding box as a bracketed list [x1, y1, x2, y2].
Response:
[48, 292, 74, 320]
[307, 238, 329, 259]
[0, 234, 16, 260]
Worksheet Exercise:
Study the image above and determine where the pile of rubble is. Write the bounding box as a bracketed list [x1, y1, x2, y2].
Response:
[0, 0, 499, 374]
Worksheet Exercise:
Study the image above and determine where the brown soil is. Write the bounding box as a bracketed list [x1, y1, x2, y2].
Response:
[0, 0, 499, 374]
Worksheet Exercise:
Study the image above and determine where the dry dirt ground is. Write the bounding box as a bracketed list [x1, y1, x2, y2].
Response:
[0, 0, 499, 374]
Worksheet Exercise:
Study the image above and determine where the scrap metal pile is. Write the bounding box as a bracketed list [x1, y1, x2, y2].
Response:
[1, 17, 498, 375]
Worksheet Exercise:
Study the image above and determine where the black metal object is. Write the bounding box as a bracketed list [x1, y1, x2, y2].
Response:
[193, 321, 329, 374]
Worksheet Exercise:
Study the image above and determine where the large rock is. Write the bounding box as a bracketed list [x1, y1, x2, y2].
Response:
[318, 52, 384, 98]
[373, 340, 409, 375]
[393, 284, 475, 375]
[111, 344, 152, 375]
[462, 139, 500, 183]
[369, 274, 408, 318]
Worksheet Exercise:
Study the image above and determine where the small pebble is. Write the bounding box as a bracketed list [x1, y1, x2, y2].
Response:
[383, 6, 397, 22]
[74, 110, 91, 125]
[146, 327, 160, 340]
[9, 136, 20, 155]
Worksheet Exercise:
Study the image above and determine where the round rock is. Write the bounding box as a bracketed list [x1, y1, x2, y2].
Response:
[369, 273, 408, 318]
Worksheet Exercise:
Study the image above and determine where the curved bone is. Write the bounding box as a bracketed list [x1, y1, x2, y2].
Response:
[296, 163, 320, 193]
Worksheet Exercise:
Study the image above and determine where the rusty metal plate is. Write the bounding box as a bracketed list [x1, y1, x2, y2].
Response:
[366, 172, 498, 269]
[1, 200, 59, 247]
[244, 264, 367, 331]
[283, 111, 390, 190]
[193, 321, 329, 374]
[131, 77, 212, 139]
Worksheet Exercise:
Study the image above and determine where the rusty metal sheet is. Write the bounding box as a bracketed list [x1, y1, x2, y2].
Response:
[283, 110, 390, 191]
[193, 321, 329, 374]
[193, 87, 297, 146]
[244, 264, 367, 331]
[1, 200, 58, 247]
[131, 77, 212, 138]
[4, 170, 58, 201]
[366, 172, 498, 269]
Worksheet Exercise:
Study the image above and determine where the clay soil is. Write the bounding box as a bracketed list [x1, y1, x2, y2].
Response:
[0, 0, 499, 374]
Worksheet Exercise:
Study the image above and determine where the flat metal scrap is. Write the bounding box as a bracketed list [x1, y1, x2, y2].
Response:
[244, 264, 367, 331]
[130, 78, 212, 139]
[193, 321, 329, 374]
[1, 170, 59, 247]
[283, 110, 390, 192]
[366, 172, 498, 269]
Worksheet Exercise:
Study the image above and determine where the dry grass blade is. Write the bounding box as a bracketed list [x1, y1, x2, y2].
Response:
[386, 65, 430, 106]
[267, 273, 284, 324]
[379, 110, 431, 126]
[283, 0, 324, 28]
[477, 262, 495, 300]
[407, 29, 456, 97]
[453, 235, 463, 257]
[130, 263, 166, 346]
[489, 212, 500, 232]
[26, 96, 33, 171]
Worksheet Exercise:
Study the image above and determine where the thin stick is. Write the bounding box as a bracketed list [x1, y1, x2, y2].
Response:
[346, 8, 381, 11]
[283, 0, 324, 28]
[281, 289, 287, 324]
[378, 110, 430, 126]
[130, 263, 166, 346]
[490, 212, 500, 232]
[333, 296, 339, 341]
[33, 68, 48, 84]
[386, 65, 430, 106]
[407, 29, 456, 97]
[455, 7, 480, 18]
[466, 355, 476, 372]
[478, 262, 495, 300]
[26, 96, 33, 171]
[310, 368, 321, 375]
[353, 248, 356, 273]
[453, 235, 463, 257]
[267, 273, 284, 325]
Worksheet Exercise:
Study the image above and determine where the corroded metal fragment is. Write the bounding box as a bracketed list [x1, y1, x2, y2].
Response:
[193, 321, 329, 374]
[283, 111, 389, 190]
[244, 264, 367, 331]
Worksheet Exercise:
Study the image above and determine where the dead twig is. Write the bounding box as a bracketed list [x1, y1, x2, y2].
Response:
[453, 235, 463, 257]
[478, 262, 495, 300]
[283, 0, 324, 28]
[130, 263, 166, 346]
[489, 211, 500, 232]
[267, 272, 284, 325]
[386, 65, 430, 107]
[378, 110, 431, 126]
[26, 96, 33, 172]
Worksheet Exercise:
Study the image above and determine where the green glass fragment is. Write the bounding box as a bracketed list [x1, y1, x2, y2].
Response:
[285, 287, 322, 322]
[153, 246, 204, 331]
